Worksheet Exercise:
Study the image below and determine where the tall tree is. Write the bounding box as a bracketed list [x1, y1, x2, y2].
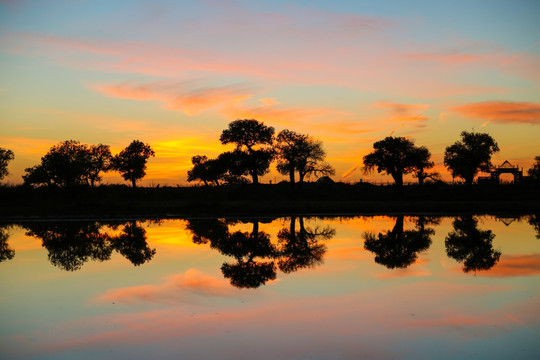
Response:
[219, 119, 275, 184]
[0, 148, 15, 181]
[275, 129, 334, 185]
[112, 140, 155, 187]
[23, 141, 112, 187]
[528, 156, 540, 182]
[444, 131, 499, 186]
[363, 136, 429, 189]
[187, 155, 227, 186]
[410, 146, 435, 185]
[24, 140, 89, 187]
[84, 144, 112, 187]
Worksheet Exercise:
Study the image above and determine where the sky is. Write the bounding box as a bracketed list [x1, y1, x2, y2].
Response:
[1, 0, 539, 185]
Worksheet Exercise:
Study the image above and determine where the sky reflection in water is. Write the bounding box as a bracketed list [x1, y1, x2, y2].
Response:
[1, 216, 539, 360]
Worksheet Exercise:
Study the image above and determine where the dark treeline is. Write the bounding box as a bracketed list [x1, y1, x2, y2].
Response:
[2, 215, 538, 287]
[1, 119, 539, 190]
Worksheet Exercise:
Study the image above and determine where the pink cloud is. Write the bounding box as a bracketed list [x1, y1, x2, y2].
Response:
[478, 254, 540, 278]
[452, 101, 540, 125]
[404, 52, 482, 64]
[96, 269, 245, 304]
[94, 81, 253, 116]
[371, 101, 430, 130]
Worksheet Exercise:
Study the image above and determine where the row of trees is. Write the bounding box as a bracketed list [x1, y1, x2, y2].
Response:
[363, 130, 503, 189]
[1, 120, 539, 188]
[20, 140, 154, 188]
[188, 119, 335, 186]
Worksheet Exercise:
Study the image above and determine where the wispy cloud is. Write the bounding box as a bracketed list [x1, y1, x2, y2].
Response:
[501, 40, 540, 66]
[477, 254, 540, 278]
[452, 101, 540, 125]
[372, 101, 429, 122]
[94, 81, 253, 116]
[95, 269, 245, 305]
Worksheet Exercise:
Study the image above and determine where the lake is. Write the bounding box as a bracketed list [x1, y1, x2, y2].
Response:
[1, 215, 539, 359]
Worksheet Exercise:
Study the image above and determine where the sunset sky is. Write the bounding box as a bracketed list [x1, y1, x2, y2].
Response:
[1, 0, 539, 185]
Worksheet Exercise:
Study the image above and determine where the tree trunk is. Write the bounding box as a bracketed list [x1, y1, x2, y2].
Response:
[251, 171, 259, 184]
[392, 216, 404, 235]
[391, 172, 403, 189]
[289, 169, 295, 185]
[299, 171, 305, 185]
[131, 177, 137, 188]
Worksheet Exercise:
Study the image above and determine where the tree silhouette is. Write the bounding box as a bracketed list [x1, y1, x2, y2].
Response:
[23, 140, 89, 187]
[220, 119, 275, 184]
[84, 144, 112, 187]
[275, 129, 334, 185]
[24, 222, 112, 271]
[528, 156, 540, 182]
[0, 148, 14, 181]
[112, 140, 155, 187]
[528, 215, 540, 240]
[185, 218, 231, 245]
[22, 141, 112, 187]
[187, 155, 228, 186]
[444, 131, 499, 186]
[110, 221, 156, 266]
[363, 136, 430, 190]
[218, 220, 278, 288]
[0, 225, 15, 262]
[187, 218, 278, 288]
[364, 216, 433, 269]
[410, 146, 435, 185]
[276, 217, 334, 273]
[445, 216, 501, 273]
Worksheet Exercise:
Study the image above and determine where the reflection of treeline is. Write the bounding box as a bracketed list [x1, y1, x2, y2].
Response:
[363, 215, 505, 273]
[186, 217, 335, 288]
[19, 221, 156, 271]
[2, 215, 538, 280]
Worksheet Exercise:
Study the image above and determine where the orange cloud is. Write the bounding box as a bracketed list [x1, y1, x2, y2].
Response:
[478, 254, 540, 278]
[96, 269, 244, 304]
[94, 81, 253, 116]
[452, 101, 540, 125]
[372, 101, 429, 123]
[404, 52, 481, 64]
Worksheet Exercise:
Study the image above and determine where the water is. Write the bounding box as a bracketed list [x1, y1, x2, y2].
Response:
[1, 216, 539, 359]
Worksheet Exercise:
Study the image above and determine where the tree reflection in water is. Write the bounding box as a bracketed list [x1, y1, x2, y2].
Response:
[109, 221, 156, 266]
[0, 224, 15, 262]
[363, 216, 435, 269]
[445, 216, 501, 273]
[186, 217, 335, 288]
[22, 221, 155, 271]
[277, 217, 334, 273]
[529, 215, 540, 239]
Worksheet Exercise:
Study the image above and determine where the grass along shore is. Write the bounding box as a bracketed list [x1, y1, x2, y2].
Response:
[1, 182, 539, 220]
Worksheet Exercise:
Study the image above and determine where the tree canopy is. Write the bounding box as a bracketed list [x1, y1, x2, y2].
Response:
[112, 140, 155, 187]
[363, 136, 431, 189]
[22, 140, 112, 187]
[445, 216, 501, 273]
[528, 156, 540, 182]
[0, 148, 15, 181]
[220, 119, 275, 184]
[444, 131, 499, 186]
[275, 129, 334, 185]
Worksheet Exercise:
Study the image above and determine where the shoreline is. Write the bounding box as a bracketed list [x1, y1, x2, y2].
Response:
[2, 183, 539, 220]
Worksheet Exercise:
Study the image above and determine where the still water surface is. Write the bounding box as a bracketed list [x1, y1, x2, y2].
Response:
[1, 216, 539, 359]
